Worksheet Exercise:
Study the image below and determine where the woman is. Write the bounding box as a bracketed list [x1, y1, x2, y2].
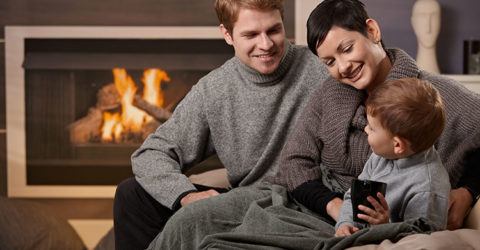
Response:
[274, 0, 480, 231]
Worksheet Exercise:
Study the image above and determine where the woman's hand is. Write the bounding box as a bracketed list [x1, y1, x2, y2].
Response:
[447, 187, 473, 230]
[335, 224, 359, 237]
[327, 197, 344, 221]
[357, 192, 389, 225]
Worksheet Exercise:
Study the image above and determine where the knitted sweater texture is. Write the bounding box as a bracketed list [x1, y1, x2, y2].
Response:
[132, 43, 329, 209]
[274, 48, 480, 192]
[337, 147, 450, 231]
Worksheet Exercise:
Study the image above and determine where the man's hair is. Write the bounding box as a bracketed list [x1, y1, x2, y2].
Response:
[306, 0, 380, 55]
[214, 0, 284, 34]
[365, 78, 445, 153]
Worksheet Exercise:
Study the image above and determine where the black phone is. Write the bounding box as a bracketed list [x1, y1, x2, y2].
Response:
[351, 179, 387, 223]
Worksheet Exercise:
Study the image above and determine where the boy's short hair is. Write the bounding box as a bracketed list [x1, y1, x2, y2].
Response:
[214, 0, 284, 34]
[365, 78, 445, 153]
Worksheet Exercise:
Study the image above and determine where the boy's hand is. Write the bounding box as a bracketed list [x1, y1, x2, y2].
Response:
[357, 192, 389, 224]
[335, 224, 359, 237]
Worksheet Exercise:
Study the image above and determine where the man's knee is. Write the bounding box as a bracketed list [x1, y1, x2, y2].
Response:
[114, 177, 144, 205]
[114, 177, 149, 219]
[170, 200, 211, 225]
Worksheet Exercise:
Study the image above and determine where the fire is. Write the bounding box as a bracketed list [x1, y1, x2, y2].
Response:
[101, 112, 123, 142]
[142, 69, 171, 123]
[100, 68, 170, 143]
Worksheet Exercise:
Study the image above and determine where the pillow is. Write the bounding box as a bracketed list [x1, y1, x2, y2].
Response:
[0, 197, 86, 250]
[94, 228, 115, 250]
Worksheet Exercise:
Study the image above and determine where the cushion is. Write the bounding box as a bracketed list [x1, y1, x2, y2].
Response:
[347, 228, 480, 250]
[0, 197, 86, 250]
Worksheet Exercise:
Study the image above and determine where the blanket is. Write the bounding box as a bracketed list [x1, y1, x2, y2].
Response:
[198, 185, 436, 250]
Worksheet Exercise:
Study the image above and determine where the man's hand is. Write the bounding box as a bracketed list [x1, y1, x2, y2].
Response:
[180, 189, 220, 207]
[357, 192, 389, 225]
[335, 224, 359, 237]
[326, 197, 343, 222]
[447, 187, 473, 230]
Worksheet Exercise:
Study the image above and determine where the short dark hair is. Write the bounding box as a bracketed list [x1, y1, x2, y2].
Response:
[306, 0, 371, 55]
[366, 78, 445, 153]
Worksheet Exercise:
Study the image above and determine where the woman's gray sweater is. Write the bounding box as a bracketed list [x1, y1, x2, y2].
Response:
[132, 43, 329, 209]
[274, 48, 480, 192]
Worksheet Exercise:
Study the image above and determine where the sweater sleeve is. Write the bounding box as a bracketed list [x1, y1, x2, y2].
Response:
[272, 87, 325, 191]
[291, 180, 343, 221]
[403, 191, 449, 231]
[457, 146, 480, 204]
[131, 83, 215, 209]
[335, 156, 374, 229]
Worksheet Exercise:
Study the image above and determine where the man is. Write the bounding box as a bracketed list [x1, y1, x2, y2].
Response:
[113, 0, 329, 249]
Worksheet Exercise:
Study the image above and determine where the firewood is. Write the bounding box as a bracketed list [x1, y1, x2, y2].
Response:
[133, 95, 172, 122]
[96, 83, 120, 111]
[68, 108, 102, 144]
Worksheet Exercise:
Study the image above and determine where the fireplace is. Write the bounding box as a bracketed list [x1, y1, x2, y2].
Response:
[5, 26, 233, 197]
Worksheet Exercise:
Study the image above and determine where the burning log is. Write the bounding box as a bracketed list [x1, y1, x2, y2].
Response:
[69, 108, 103, 144]
[69, 68, 172, 145]
[133, 95, 172, 122]
[96, 83, 120, 111]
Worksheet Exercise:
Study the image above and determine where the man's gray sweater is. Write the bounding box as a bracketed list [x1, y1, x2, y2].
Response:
[336, 147, 450, 231]
[131, 42, 329, 209]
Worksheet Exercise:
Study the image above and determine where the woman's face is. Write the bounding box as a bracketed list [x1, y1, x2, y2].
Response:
[316, 22, 387, 91]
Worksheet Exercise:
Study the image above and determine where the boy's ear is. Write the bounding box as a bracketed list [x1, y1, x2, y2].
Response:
[392, 136, 410, 155]
[220, 24, 234, 45]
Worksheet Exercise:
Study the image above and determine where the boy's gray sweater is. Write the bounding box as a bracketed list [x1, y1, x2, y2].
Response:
[336, 147, 450, 231]
[132, 43, 328, 209]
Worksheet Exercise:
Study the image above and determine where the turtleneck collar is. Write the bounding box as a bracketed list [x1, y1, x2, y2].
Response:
[385, 48, 420, 81]
[235, 41, 295, 85]
[394, 147, 436, 170]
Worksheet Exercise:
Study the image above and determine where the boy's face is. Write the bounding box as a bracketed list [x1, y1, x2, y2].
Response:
[365, 114, 396, 159]
[221, 8, 286, 75]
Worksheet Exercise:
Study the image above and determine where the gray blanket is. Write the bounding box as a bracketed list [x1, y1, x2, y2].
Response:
[150, 184, 436, 250]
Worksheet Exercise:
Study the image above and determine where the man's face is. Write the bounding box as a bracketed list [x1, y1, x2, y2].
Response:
[221, 8, 286, 75]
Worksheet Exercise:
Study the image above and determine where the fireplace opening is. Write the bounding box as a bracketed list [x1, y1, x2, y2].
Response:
[23, 37, 233, 185]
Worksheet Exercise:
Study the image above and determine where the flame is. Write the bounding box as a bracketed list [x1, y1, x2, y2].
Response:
[101, 112, 122, 142]
[100, 68, 169, 143]
[143, 69, 171, 107]
[142, 69, 170, 122]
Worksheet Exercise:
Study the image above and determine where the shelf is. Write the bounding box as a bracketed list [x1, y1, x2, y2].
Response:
[442, 74, 480, 94]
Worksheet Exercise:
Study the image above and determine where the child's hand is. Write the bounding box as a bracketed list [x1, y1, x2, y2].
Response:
[357, 192, 389, 225]
[335, 224, 359, 237]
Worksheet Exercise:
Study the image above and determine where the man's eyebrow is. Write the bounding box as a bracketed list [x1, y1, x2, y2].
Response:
[268, 23, 283, 30]
[239, 22, 283, 36]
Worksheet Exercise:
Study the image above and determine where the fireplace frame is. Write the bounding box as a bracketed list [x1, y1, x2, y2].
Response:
[5, 26, 223, 198]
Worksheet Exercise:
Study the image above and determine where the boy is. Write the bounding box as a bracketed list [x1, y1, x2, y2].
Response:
[335, 78, 450, 236]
